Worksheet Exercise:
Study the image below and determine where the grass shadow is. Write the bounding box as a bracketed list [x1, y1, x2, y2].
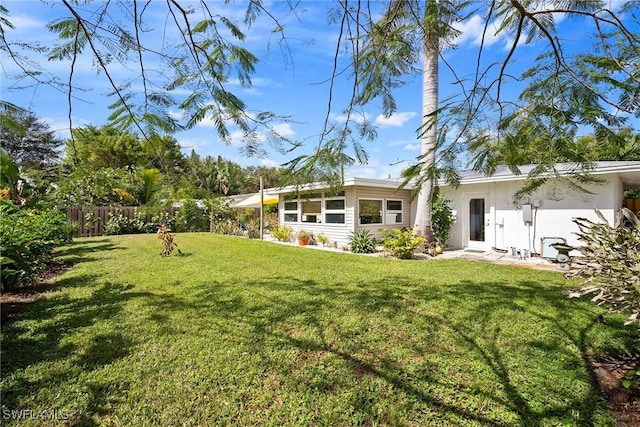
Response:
[2, 245, 636, 425]
[55, 239, 124, 266]
[187, 272, 634, 425]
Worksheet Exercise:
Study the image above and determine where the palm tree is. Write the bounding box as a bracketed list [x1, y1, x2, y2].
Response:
[413, 0, 440, 240]
[356, 0, 457, 240]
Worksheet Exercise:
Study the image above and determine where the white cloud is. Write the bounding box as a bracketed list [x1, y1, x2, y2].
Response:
[271, 122, 296, 138]
[374, 111, 417, 127]
[454, 8, 569, 52]
[227, 77, 278, 88]
[177, 136, 208, 153]
[347, 157, 408, 180]
[43, 116, 94, 140]
[8, 14, 42, 29]
[260, 158, 278, 167]
[228, 129, 259, 146]
[345, 165, 378, 179]
[331, 111, 370, 124]
[404, 143, 420, 151]
[453, 14, 504, 48]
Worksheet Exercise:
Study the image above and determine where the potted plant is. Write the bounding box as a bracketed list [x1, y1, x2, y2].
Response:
[296, 229, 313, 246]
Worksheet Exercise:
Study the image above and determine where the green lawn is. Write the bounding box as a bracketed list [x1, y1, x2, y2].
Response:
[1, 233, 636, 426]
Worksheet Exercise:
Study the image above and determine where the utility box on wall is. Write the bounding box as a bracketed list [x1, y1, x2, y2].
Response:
[522, 203, 533, 224]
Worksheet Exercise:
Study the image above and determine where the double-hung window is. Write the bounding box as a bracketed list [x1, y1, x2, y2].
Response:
[301, 199, 321, 223]
[359, 199, 382, 225]
[386, 200, 403, 224]
[283, 201, 298, 222]
[324, 198, 345, 224]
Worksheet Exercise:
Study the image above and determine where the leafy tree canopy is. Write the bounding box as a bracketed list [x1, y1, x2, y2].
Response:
[1, 1, 638, 189]
[64, 125, 185, 174]
[53, 166, 138, 208]
[0, 106, 63, 169]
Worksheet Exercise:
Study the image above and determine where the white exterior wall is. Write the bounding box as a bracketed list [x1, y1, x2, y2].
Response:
[441, 173, 621, 253]
[353, 186, 412, 242]
[277, 190, 353, 248]
[277, 186, 412, 248]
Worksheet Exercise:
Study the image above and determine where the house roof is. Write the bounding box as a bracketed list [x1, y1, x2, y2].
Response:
[451, 161, 640, 186]
[267, 161, 640, 194]
[271, 176, 411, 194]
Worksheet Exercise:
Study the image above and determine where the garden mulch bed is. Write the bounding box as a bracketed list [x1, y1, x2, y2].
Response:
[0, 259, 70, 327]
[1, 259, 639, 425]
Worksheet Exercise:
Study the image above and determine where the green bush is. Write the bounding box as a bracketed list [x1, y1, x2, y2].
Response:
[271, 225, 293, 242]
[102, 209, 157, 235]
[381, 228, 426, 259]
[624, 189, 640, 199]
[212, 219, 244, 236]
[0, 204, 73, 289]
[316, 233, 330, 246]
[174, 199, 209, 232]
[246, 219, 260, 239]
[348, 229, 377, 254]
[431, 190, 454, 246]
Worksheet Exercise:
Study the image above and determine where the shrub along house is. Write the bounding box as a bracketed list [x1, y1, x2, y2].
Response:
[268, 162, 640, 253]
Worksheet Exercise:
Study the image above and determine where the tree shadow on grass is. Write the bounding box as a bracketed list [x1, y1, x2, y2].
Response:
[3, 250, 636, 425]
[0, 274, 191, 424]
[188, 273, 635, 425]
[55, 239, 125, 267]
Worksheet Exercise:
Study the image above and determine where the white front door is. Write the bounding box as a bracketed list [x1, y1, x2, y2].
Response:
[465, 193, 490, 251]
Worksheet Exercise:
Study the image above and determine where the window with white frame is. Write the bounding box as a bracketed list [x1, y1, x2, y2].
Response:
[301, 199, 321, 223]
[283, 201, 298, 222]
[386, 199, 403, 224]
[324, 198, 346, 224]
[359, 199, 382, 225]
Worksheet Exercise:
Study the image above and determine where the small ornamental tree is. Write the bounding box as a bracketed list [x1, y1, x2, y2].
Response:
[568, 208, 640, 326]
[431, 190, 454, 246]
[157, 224, 181, 257]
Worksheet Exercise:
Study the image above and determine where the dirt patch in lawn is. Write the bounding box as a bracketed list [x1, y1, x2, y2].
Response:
[592, 356, 640, 426]
[1, 259, 70, 327]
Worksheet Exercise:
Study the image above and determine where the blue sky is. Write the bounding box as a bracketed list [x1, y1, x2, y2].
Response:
[1, 1, 637, 178]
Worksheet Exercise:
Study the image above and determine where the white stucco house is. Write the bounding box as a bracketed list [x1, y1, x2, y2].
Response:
[264, 161, 640, 255]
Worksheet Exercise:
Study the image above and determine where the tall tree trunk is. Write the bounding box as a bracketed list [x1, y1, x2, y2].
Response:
[413, 30, 438, 241]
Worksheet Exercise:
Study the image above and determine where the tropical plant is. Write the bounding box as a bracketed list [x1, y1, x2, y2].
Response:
[270, 225, 293, 242]
[136, 168, 163, 205]
[567, 208, 640, 327]
[348, 229, 377, 254]
[1, 148, 23, 205]
[0, 149, 50, 208]
[381, 228, 426, 259]
[173, 199, 209, 233]
[157, 224, 181, 257]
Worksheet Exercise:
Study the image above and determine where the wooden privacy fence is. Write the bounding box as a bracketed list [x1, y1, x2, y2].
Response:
[65, 206, 176, 238]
